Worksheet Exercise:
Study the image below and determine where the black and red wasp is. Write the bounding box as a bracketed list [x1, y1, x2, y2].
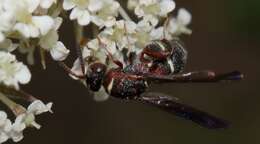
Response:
[59, 38, 243, 129]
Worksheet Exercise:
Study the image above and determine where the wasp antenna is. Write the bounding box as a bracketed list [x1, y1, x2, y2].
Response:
[75, 38, 88, 75]
[58, 61, 86, 79]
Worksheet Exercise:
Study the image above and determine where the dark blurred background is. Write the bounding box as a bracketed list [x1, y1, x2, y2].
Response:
[9, 0, 260, 144]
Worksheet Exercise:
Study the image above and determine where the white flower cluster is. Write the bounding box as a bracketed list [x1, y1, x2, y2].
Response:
[0, 0, 57, 143]
[0, 52, 31, 90]
[72, 2, 191, 66]
[129, 0, 176, 26]
[0, 0, 193, 142]
[63, 0, 120, 27]
[0, 100, 52, 143]
[0, 0, 69, 62]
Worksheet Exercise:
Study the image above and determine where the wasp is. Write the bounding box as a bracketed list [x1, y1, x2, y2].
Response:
[59, 38, 243, 129]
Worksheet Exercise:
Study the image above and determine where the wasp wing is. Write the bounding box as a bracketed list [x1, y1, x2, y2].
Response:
[144, 71, 243, 83]
[135, 93, 229, 129]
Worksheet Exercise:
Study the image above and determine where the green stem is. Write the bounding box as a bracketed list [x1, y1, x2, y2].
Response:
[48, 1, 63, 17]
[39, 48, 47, 70]
[0, 85, 37, 102]
[0, 92, 26, 116]
[118, 6, 132, 21]
[73, 21, 83, 45]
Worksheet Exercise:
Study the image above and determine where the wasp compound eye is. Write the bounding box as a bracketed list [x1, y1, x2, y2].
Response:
[86, 62, 107, 91]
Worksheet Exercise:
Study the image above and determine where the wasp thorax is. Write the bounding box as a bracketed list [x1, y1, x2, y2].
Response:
[86, 62, 107, 91]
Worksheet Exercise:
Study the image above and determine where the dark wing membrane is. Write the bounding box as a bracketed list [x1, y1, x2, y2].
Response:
[136, 93, 229, 129]
[144, 71, 243, 83]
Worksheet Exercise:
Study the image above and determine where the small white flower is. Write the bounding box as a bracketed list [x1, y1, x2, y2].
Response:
[0, 33, 5, 43]
[39, 17, 70, 61]
[70, 7, 91, 25]
[0, 39, 18, 52]
[0, 52, 31, 89]
[9, 115, 26, 142]
[165, 8, 192, 37]
[134, 0, 175, 26]
[127, 0, 139, 10]
[39, 0, 57, 9]
[90, 0, 120, 28]
[0, 1, 16, 42]
[6, 0, 55, 38]
[99, 20, 137, 52]
[50, 41, 70, 61]
[63, 0, 119, 27]
[9, 100, 53, 142]
[131, 19, 164, 52]
[63, 0, 93, 26]
[0, 112, 7, 127]
[87, 38, 107, 64]
[27, 100, 53, 115]
[0, 111, 12, 143]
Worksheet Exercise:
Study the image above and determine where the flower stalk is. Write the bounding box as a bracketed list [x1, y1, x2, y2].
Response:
[118, 6, 132, 21]
[0, 92, 26, 116]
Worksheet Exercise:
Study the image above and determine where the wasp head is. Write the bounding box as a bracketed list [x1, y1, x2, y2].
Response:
[86, 62, 107, 91]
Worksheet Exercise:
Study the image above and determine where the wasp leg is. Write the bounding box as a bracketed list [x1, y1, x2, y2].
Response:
[75, 38, 87, 75]
[140, 46, 171, 64]
[135, 93, 229, 129]
[58, 61, 86, 79]
[145, 71, 243, 83]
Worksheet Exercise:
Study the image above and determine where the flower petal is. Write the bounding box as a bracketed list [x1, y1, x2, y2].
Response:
[77, 10, 91, 26]
[70, 7, 81, 20]
[15, 64, 31, 84]
[177, 8, 192, 25]
[0, 33, 5, 42]
[32, 16, 55, 36]
[50, 41, 70, 61]
[54, 17, 63, 30]
[14, 23, 31, 38]
[63, 0, 75, 10]
[88, 0, 103, 12]
[159, 0, 175, 16]
[40, 0, 56, 9]
[25, 0, 40, 12]
[27, 100, 53, 115]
